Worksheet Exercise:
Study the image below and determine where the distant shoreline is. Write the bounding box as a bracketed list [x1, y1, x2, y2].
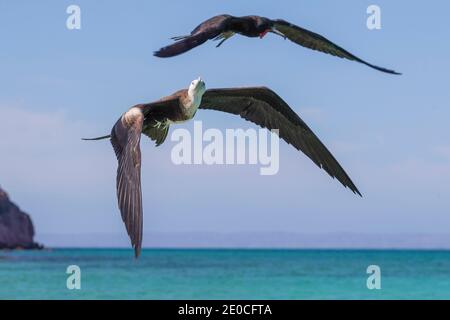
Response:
[0, 243, 44, 251]
[35, 232, 450, 250]
[8, 247, 450, 253]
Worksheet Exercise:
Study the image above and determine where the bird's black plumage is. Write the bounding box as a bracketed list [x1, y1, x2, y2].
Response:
[154, 14, 400, 75]
[200, 87, 362, 196]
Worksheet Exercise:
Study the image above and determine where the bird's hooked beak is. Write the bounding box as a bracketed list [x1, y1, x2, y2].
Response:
[194, 77, 206, 93]
[270, 28, 287, 40]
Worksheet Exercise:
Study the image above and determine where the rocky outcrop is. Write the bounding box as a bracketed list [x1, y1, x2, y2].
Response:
[0, 186, 42, 249]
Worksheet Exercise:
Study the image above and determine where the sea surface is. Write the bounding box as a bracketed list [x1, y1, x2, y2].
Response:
[1, 249, 450, 299]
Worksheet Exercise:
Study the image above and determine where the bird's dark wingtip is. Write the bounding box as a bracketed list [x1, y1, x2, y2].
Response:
[153, 50, 166, 58]
[154, 48, 179, 58]
[347, 182, 362, 197]
[134, 247, 141, 259]
[374, 66, 401, 75]
[380, 67, 401, 75]
[347, 183, 363, 197]
[366, 63, 401, 75]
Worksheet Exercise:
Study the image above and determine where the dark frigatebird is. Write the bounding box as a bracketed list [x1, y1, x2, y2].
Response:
[154, 14, 400, 75]
[83, 78, 361, 257]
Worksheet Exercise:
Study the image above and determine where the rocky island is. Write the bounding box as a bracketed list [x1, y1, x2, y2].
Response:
[0, 186, 42, 250]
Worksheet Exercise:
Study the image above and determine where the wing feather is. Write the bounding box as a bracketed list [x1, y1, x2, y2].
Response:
[200, 87, 362, 196]
[273, 19, 400, 75]
[110, 113, 144, 257]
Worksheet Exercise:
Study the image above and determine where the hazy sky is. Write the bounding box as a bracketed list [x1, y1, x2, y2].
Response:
[1, 1, 449, 246]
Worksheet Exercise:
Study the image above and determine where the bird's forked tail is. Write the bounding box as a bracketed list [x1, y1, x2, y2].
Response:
[82, 134, 111, 141]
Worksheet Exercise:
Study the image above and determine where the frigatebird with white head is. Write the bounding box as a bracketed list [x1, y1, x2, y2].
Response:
[154, 14, 400, 75]
[84, 78, 361, 257]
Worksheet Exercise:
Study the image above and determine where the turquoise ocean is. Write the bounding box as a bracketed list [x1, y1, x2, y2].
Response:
[1, 249, 450, 299]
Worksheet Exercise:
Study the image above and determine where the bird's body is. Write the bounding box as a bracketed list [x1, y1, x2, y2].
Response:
[84, 78, 361, 257]
[116, 81, 206, 148]
[154, 14, 400, 75]
[210, 15, 271, 38]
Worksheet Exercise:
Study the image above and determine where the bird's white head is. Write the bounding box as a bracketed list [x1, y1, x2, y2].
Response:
[188, 77, 206, 98]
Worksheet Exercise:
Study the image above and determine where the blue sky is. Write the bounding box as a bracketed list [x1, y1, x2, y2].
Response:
[1, 1, 449, 247]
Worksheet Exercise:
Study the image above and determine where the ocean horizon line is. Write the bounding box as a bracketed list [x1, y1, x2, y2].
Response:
[30, 231, 450, 250]
[11, 246, 450, 252]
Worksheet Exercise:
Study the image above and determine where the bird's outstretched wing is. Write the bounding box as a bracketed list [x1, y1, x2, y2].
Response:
[200, 87, 362, 196]
[272, 19, 400, 75]
[154, 15, 233, 57]
[110, 112, 144, 258]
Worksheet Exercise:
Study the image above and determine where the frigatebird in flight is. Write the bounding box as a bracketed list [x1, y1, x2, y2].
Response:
[154, 14, 400, 75]
[84, 78, 361, 257]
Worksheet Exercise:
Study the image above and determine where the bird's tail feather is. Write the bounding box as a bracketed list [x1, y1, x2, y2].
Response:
[82, 134, 111, 141]
[171, 35, 190, 41]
